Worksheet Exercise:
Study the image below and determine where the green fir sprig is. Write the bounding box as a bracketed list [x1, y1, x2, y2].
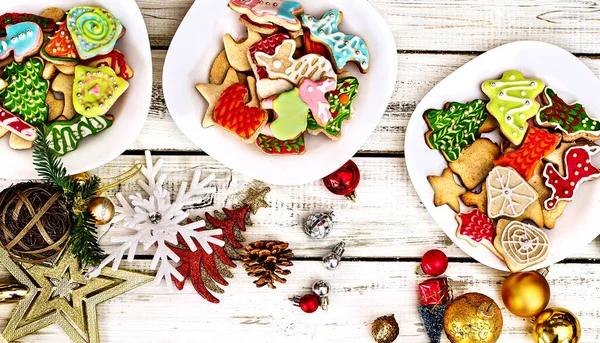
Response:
[33, 128, 105, 267]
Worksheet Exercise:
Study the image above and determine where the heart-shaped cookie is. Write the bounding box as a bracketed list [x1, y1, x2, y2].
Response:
[213, 83, 267, 142]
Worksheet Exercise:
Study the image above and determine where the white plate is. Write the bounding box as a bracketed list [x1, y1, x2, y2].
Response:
[405, 41, 600, 271]
[163, 0, 397, 185]
[0, 0, 152, 179]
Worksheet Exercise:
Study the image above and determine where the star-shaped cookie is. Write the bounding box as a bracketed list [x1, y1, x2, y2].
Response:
[427, 168, 466, 212]
[224, 29, 262, 72]
[196, 67, 239, 128]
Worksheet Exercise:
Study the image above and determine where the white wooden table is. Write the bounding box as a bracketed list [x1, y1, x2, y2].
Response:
[2, 1, 600, 342]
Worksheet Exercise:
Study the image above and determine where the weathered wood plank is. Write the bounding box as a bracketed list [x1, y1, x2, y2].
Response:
[138, 0, 600, 54]
[4, 155, 593, 260]
[134, 51, 600, 154]
[0, 261, 598, 342]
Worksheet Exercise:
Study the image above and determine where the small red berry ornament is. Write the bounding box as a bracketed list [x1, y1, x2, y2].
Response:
[323, 160, 361, 201]
[417, 249, 448, 276]
[298, 294, 320, 313]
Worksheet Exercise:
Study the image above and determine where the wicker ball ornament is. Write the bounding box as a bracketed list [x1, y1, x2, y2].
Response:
[0, 183, 71, 264]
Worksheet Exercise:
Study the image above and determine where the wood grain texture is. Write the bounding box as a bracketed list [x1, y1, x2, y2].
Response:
[0, 261, 598, 342]
[3, 155, 596, 260]
[139, 0, 600, 53]
[133, 51, 600, 154]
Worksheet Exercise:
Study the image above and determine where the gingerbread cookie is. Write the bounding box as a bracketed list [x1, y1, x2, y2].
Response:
[424, 99, 488, 162]
[427, 168, 466, 213]
[536, 87, 600, 142]
[543, 141, 578, 175]
[0, 22, 43, 62]
[449, 138, 500, 190]
[0, 13, 55, 35]
[479, 115, 498, 133]
[456, 209, 502, 259]
[52, 73, 76, 120]
[307, 76, 359, 139]
[481, 70, 544, 145]
[486, 166, 538, 219]
[209, 50, 231, 84]
[239, 14, 280, 35]
[213, 83, 267, 142]
[298, 78, 336, 127]
[73, 65, 129, 117]
[66, 6, 123, 59]
[46, 115, 113, 155]
[224, 29, 262, 72]
[256, 133, 306, 155]
[0, 58, 48, 126]
[494, 127, 560, 180]
[494, 220, 550, 272]
[261, 88, 308, 141]
[9, 132, 33, 150]
[196, 68, 240, 128]
[0, 106, 36, 141]
[81, 49, 133, 80]
[41, 21, 79, 65]
[461, 183, 488, 214]
[228, 0, 304, 32]
[254, 39, 337, 86]
[247, 33, 293, 99]
[46, 90, 64, 122]
[39, 8, 66, 22]
[543, 145, 600, 210]
[301, 10, 369, 73]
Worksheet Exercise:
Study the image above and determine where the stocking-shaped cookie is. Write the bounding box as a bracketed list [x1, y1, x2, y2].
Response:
[261, 88, 309, 141]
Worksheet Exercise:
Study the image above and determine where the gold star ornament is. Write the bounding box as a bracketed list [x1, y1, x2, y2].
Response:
[242, 186, 271, 215]
[0, 246, 153, 343]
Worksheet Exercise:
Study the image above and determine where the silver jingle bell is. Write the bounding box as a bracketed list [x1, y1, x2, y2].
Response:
[323, 242, 346, 270]
[304, 212, 334, 239]
[312, 280, 331, 311]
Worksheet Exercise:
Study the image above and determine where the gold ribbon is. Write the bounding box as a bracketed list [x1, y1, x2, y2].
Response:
[96, 162, 143, 194]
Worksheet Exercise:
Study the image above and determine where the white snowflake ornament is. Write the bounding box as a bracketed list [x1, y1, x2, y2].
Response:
[87, 151, 224, 289]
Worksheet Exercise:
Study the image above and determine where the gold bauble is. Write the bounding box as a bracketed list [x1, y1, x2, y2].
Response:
[443, 293, 503, 343]
[371, 314, 399, 343]
[87, 197, 115, 225]
[71, 172, 92, 185]
[502, 271, 550, 317]
[533, 307, 581, 343]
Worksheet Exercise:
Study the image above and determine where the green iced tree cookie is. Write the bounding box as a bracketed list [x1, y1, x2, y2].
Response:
[424, 99, 488, 161]
[307, 77, 359, 138]
[46, 115, 113, 156]
[0, 58, 49, 126]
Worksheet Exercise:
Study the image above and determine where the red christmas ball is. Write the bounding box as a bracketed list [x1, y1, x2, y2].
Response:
[323, 160, 361, 200]
[299, 294, 320, 313]
[421, 249, 448, 276]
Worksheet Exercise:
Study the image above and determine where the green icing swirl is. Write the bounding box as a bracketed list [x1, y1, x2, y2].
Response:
[307, 77, 359, 137]
[45, 115, 113, 156]
[0, 58, 48, 126]
[424, 99, 488, 161]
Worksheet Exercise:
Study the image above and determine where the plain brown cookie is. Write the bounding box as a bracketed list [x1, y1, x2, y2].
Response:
[427, 168, 466, 213]
[449, 138, 500, 190]
[461, 183, 487, 214]
[224, 29, 262, 72]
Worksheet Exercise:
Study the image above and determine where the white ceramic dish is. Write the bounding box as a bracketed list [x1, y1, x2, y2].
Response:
[0, 0, 152, 179]
[405, 41, 600, 271]
[163, 0, 397, 185]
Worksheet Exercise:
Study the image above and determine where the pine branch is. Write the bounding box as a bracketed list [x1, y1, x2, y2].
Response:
[71, 211, 106, 268]
[32, 128, 73, 191]
[76, 175, 101, 202]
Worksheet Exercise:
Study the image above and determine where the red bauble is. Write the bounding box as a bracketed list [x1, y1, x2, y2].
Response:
[323, 160, 361, 200]
[299, 294, 320, 313]
[420, 249, 448, 276]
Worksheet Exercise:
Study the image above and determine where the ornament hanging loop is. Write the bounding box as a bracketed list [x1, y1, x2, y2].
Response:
[0, 282, 29, 303]
[96, 162, 143, 194]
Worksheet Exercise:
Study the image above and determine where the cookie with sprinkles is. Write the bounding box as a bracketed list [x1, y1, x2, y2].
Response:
[66, 6, 123, 60]
[41, 21, 80, 65]
[0, 57, 48, 126]
[73, 65, 128, 117]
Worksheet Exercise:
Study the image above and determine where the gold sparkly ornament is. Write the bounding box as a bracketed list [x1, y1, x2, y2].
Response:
[0, 246, 153, 343]
[533, 307, 581, 343]
[70, 172, 93, 185]
[443, 293, 503, 343]
[371, 314, 399, 343]
[502, 271, 550, 317]
[87, 197, 115, 225]
[242, 186, 270, 214]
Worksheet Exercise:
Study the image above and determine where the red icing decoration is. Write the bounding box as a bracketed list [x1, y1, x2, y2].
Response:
[0, 106, 36, 141]
[323, 160, 361, 197]
[169, 220, 236, 304]
[248, 33, 289, 79]
[419, 277, 450, 306]
[494, 127, 560, 180]
[420, 249, 448, 276]
[205, 206, 249, 249]
[82, 50, 132, 80]
[299, 294, 320, 313]
[456, 209, 496, 245]
[44, 21, 79, 60]
[543, 146, 600, 210]
[214, 83, 267, 140]
[303, 32, 329, 58]
[0, 13, 56, 34]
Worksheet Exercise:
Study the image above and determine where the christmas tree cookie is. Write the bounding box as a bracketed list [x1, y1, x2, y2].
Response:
[0, 57, 48, 126]
[73, 65, 128, 117]
[424, 99, 488, 162]
[307, 77, 359, 139]
[41, 21, 79, 65]
[45, 115, 113, 156]
[536, 87, 600, 142]
[482, 70, 544, 145]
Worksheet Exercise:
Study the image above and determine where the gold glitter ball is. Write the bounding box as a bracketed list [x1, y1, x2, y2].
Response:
[443, 293, 503, 343]
[371, 314, 399, 343]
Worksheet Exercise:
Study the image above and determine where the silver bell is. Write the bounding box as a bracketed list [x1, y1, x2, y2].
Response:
[312, 280, 331, 311]
[323, 242, 345, 270]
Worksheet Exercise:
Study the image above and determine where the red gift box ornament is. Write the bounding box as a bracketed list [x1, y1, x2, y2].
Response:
[419, 277, 450, 306]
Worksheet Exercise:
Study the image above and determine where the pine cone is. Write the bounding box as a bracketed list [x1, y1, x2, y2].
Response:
[241, 240, 293, 289]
